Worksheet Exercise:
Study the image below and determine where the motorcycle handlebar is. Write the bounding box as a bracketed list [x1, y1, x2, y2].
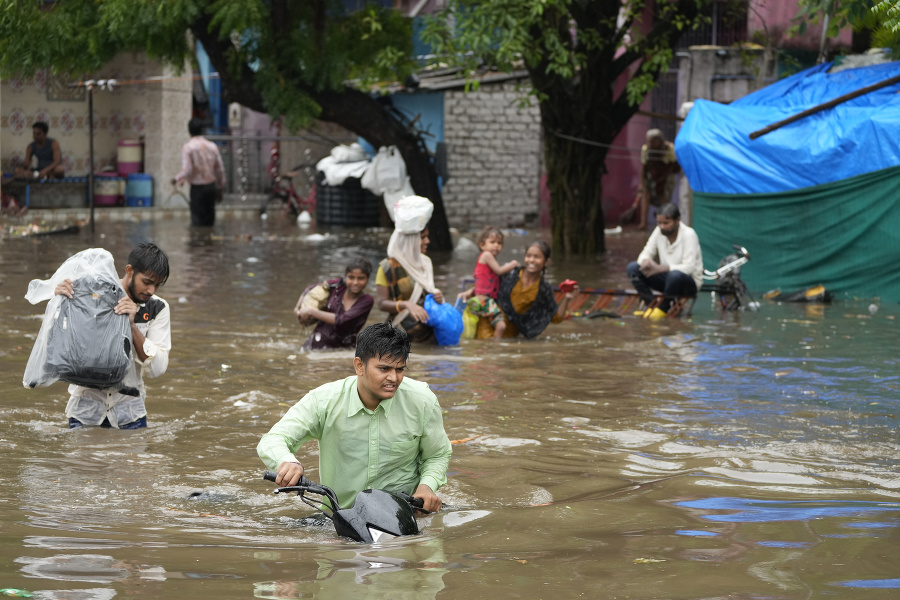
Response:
[263, 469, 311, 488]
[263, 471, 428, 511]
[398, 491, 425, 509]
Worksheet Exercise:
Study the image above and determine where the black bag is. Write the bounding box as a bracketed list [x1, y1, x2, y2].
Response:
[34, 274, 133, 390]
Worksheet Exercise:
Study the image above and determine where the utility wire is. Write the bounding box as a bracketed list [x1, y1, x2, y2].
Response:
[551, 130, 674, 159]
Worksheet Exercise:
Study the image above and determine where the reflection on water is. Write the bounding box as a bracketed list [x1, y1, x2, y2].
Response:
[1, 219, 898, 599]
[253, 534, 449, 599]
[675, 497, 900, 523]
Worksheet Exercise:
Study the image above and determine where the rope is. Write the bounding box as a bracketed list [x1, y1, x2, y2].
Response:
[551, 130, 674, 158]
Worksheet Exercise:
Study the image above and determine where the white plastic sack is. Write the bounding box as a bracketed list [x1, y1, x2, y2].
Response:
[330, 143, 369, 163]
[383, 176, 415, 222]
[23, 248, 133, 391]
[315, 155, 370, 186]
[393, 195, 433, 234]
[361, 146, 407, 196]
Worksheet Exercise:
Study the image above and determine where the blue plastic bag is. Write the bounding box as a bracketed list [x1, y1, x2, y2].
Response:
[424, 294, 463, 346]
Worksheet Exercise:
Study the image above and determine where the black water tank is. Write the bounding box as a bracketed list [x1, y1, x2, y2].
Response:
[315, 173, 380, 227]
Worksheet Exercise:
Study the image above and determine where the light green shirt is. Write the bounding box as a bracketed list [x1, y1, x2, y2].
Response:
[257, 375, 452, 508]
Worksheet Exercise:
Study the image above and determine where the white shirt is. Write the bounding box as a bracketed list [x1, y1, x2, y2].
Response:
[637, 222, 704, 289]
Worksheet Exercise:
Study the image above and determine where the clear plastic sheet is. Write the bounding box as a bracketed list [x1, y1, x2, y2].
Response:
[23, 248, 133, 390]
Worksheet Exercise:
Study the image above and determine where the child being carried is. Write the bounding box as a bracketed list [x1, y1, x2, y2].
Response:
[467, 226, 520, 338]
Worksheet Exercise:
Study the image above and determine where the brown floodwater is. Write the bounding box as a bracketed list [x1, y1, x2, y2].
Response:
[1, 216, 898, 599]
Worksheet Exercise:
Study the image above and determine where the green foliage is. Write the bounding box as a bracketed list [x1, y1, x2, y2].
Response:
[792, 0, 876, 36]
[0, 1, 202, 76]
[421, 1, 710, 256]
[627, 45, 675, 106]
[421, 0, 708, 110]
[874, 0, 900, 31]
[0, 0, 414, 128]
[792, 0, 900, 50]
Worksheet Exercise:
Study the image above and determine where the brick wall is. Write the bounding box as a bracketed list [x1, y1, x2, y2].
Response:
[442, 81, 542, 229]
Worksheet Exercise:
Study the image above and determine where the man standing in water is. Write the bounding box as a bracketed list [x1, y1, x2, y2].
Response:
[174, 118, 226, 227]
[54, 243, 171, 429]
[627, 203, 703, 317]
[257, 322, 451, 512]
[633, 128, 680, 229]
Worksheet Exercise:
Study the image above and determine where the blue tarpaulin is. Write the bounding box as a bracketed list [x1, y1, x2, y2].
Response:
[676, 60, 900, 195]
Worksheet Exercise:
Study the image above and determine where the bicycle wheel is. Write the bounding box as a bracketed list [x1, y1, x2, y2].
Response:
[260, 192, 294, 218]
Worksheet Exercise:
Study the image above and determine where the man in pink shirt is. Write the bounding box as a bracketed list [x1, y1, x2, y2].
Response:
[174, 118, 226, 227]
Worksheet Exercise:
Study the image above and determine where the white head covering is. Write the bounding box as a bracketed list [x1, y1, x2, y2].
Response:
[387, 196, 436, 325]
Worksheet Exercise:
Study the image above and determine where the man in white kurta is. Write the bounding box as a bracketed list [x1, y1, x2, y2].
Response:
[627, 203, 703, 313]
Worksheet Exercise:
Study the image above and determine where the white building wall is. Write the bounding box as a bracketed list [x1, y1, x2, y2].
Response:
[0, 53, 192, 207]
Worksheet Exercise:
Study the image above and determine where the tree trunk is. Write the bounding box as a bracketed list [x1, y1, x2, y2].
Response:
[543, 127, 608, 258]
[532, 58, 612, 259]
[190, 22, 452, 251]
[524, 0, 705, 259]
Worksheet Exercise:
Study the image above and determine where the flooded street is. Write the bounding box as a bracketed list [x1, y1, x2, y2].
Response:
[1, 216, 898, 599]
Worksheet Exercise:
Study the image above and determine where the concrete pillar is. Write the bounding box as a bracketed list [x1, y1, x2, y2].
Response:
[143, 63, 192, 207]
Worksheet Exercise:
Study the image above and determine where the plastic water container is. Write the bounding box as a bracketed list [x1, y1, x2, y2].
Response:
[117, 139, 143, 175]
[125, 173, 153, 207]
[94, 174, 123, 206]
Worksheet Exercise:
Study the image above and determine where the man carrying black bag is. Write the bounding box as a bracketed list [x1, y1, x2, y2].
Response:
[52, 243, 171, 429]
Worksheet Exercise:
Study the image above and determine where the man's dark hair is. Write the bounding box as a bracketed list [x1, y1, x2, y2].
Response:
[188, 118, 204, 137]
[32, 121, 49, 134]
[355, 322, 410, 364]
[345, 257, 373, 278]
[657, 203, 680, 220]
[128, 243, 170, 285]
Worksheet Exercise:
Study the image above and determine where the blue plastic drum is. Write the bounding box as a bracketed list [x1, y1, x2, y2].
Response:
[125, 173, 153, 207]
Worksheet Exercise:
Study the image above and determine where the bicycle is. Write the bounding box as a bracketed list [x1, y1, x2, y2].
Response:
[259, 165, 316, 219]
[258, 135, 316, 220]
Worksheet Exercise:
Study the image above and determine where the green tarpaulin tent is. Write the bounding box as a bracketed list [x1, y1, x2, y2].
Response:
[694, 165, 900, 302]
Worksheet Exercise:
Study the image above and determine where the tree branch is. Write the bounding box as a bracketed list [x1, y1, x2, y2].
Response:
[189, 13, 266, 112]
[609, 0, 702, 79]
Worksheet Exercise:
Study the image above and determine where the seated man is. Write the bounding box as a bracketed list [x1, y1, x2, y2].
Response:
[15, 121, 64, 180]
[627, 203, 703, 316]
[257, 322, 452, 513]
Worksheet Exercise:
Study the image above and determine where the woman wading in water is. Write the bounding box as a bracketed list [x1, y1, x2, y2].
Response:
[461, 240, 577, 339]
